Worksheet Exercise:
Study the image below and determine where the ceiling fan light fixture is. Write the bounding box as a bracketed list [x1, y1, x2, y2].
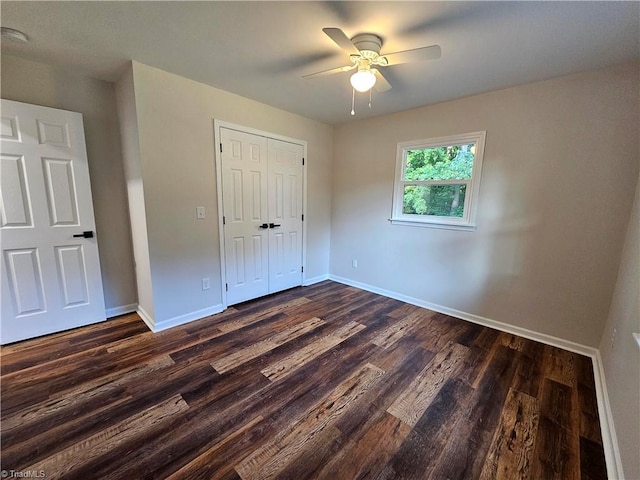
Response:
[350, 69, 377, 93]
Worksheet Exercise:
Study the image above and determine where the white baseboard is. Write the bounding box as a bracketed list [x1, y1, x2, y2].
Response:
[105, 303, 137, 318]
[329, 275, 594, 355]
[328, 274, 621, 478]
[143, 304, 225, 333]
[303, 274, 330, 286]
[136, 305, 155, 332]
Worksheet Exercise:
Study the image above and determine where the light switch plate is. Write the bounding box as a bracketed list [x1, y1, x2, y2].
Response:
[196, 206, 206, 219]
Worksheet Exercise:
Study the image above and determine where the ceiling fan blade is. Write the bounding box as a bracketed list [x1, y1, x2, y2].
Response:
[302, 63, 356, 79]
[373, 69, 392, 92]
[322, 27, 360, 55]
[383, 45, 441, 66]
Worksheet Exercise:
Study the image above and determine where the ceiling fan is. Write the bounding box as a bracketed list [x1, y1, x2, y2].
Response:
[304, 27, 442, 95]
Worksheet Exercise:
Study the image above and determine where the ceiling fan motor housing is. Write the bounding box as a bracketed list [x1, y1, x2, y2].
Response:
[351, 33, 383, 56]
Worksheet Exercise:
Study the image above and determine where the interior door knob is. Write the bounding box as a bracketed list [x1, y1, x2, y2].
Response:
[269, 223, 281, 228]
[73, 231, 94, 238]
[258, 223, 269, 229]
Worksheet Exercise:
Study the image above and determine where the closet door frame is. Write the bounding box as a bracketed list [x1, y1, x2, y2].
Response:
[213, 119, 308, 309]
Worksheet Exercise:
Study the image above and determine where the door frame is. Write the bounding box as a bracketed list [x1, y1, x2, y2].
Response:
[213, 120, 308, 309]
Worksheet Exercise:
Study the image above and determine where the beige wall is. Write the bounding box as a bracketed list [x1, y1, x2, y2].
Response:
[122, 61, 332, 325]
[1, 55, 137, 314]
[331, 63, 639, 347]
[599, 173, 640, 480]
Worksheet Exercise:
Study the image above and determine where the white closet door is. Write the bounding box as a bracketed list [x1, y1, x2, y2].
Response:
[220, 128, 304, 305]
[1, 99, 106, 344]
[220, 128, 270, 305]
[267, 138, 303, 293]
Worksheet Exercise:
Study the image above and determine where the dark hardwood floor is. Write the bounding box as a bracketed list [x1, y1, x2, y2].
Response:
[0, 281, 607, 479]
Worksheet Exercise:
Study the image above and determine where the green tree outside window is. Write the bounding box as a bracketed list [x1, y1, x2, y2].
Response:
[402, 145, 474, 217]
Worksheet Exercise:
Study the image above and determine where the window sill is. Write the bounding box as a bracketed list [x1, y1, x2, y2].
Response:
[389, 218, 477, 232]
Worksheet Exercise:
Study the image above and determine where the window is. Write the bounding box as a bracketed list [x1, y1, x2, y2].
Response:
[391, 131, 486, 230]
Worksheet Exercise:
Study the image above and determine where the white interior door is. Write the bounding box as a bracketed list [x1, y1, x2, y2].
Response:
[1, 99, 106, 344]
[267, 138, 303, 293]
[220, 127, 303, 305]
[221, 128, 270, 305]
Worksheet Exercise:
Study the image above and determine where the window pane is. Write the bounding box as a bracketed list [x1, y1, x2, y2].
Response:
[405, 144, 475, 181]
[402, 184, 467, 217]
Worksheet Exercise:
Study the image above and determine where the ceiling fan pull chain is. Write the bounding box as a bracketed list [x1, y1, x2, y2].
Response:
[351, 88, 356, 116]
[369, 89, 372, 109]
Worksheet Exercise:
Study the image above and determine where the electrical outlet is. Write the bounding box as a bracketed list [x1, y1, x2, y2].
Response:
[202, 277, 210, 290]
[352, 259, 358, 268]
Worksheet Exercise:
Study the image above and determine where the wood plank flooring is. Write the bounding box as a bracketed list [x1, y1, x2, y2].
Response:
[0, 281, 607, 479]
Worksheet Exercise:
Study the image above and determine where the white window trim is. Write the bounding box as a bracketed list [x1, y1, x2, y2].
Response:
[390, 131, 486, 231]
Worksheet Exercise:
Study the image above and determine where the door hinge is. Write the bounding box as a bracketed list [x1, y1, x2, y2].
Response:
[301, 266, 304, 273]
[301, 214, 304, 221]
[220, 143, 223, 153]
[302, 157, 305, 166]
[225, 283, 228, 291]
[223, 216, 226, 225]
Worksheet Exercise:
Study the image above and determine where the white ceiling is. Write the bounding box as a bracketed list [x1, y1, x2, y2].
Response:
[1, 1, 639, 125]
